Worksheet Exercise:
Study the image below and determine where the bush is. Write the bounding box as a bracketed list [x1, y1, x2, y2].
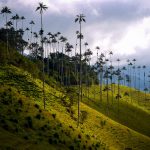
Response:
[52, 113, 56, 119]
[69, 145, 74, 150]
[78, 134, 82, 139]
[25, 116, 33, 128]
[18, 99, 23, 107]
[35, 114, 41, 120]
[23, 135, 29, 140]
[100, 120, 106, 128]
[80, 110, 88, 123]
[53, 132, 59, 139]
[34, 104, 40, 109]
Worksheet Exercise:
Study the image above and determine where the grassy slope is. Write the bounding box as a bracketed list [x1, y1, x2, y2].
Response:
[81, 85, 150, 138]
[0, 65, 150, 150]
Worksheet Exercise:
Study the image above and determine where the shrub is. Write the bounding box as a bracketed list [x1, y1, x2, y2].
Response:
[86, 134, 90, 140]
[15, 108, 22, 113]
[34, 104, 40, 109]
[53, 132, 59, 139]
[23, 135, 29, 140]
[48, 138, 53, 144]
[9, 117, 18, 123]
[35, 114, 41, 120]
[78, 134, 82, 139]
[100, 120, 106, 128]
[80, 110, 88, 124]
[52, 113, 56, 119]
[39, 109, 42, 113]
[18, 99, 23, 107]
[25, 116, 33, 128]
[95, 142, 100, 148]
[69, 145, 74, 150]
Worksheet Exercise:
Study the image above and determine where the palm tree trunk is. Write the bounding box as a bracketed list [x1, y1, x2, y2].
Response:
[41, 12, 45, 109]
[78, 21, 82, 127]
[6, 14, 9, 59]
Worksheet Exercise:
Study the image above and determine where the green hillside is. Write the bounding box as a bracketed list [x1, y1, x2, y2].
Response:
[80, 85, 150, 137]
[0, 65, 150, 150]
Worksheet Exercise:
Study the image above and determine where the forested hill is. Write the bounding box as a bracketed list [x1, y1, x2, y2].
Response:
[0, 19, 150, 150]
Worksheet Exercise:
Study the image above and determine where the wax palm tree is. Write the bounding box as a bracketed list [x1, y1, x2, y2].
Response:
[75, 14, 86, 126]
[128, 62, 133, 102]
[20, 16, 25, 30]
[148, 74, 150, 94]
[14, 14, 20, 31]
[25, 27, 30, 46]
[6, 21, 13, 28]
[116, 58, 121, 114]
[36, 2, 48, 109]
[84, 48, 92, 99]
[51, 37, 57, 77]
[29, 20, 35, 43]
[99, 53, 105, 104]
[96, 46, 101, 102]
[59, 36, 67, 85]
[1, 6, 11, 57]
[132, 59, 136, 89]
[109, 51, 114, 106]
[143, 65, 146, 101]
[84, 42, 88, 96]
[65, 42, 73, 86]
[137, 66, 141, 104]
[11, 16, 16, 29]
[122, 66, 127, 86]
[20, 16, 25, 54]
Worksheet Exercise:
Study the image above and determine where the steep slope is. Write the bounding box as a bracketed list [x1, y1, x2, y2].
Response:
[81, 85, 150, 137]
[0, 65, 150, 150]
[0, 65, 107, 150]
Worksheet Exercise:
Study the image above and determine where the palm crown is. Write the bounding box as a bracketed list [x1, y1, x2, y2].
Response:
[75, 14, 86, 23]
[1, 6, 11, 15]
[36, 2, 48, 14]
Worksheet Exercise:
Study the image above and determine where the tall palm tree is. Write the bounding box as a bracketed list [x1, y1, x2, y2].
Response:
[132, 59, 136, 89]
[1, 6, 11, 57]
[143, 65, 146, 101]
[36, 2, 48, 109]
[116, 58, 121, 114]
[99, 53, 105, 104]
[84, 48, 92, 99]
[75, 14, 86, 127]
[109, 51, 114, 106]
[65, 42, 73, 86]
[29, 20, 35, 44]
[59, 36, 67, 85]
[14, 14, 20, 31]
[84, 42, 88, 96]
[137, 66, 141, 104]
[20, 16, 25, 55]
[128, 62, 133, 102]
[20, 16, 25, 30]
[96, 46, 101, 103]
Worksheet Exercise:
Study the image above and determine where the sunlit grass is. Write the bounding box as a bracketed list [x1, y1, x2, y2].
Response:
[0, 65, 150, 150]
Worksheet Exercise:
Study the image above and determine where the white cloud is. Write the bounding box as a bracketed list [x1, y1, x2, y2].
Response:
[113, 17, 150, 55]
[1, 0, 150, 65]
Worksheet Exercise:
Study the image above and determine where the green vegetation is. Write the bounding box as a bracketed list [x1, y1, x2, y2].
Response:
[0, 3, 150, 150]
[0, 62, 150, 150]
[0, 65, 107, 150]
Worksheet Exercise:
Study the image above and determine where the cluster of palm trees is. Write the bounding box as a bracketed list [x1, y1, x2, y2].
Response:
[1, 3, 150, 126]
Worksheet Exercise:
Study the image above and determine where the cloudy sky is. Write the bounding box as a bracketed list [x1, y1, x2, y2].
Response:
[1, 0, 150, 66]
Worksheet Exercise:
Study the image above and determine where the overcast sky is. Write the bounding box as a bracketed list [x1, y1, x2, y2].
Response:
[1, 0, 150, 66]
